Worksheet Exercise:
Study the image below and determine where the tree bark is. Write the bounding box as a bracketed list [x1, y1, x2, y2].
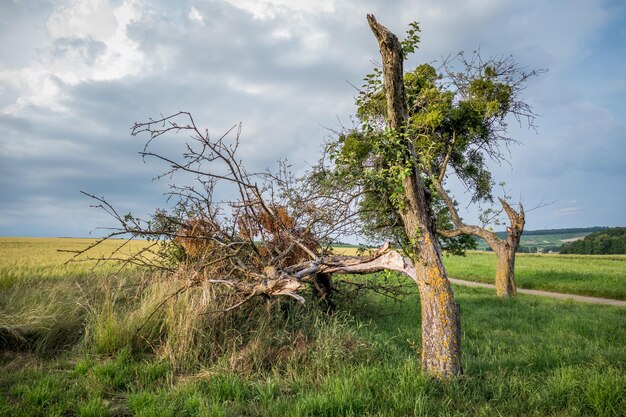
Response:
[208, 245, 420, 302]
[367, 14, 462, 379]
[494, 245, 517, 297]
[492, 200, 524, 297]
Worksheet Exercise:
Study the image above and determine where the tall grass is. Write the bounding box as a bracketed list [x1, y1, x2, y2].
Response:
[4, 280, 623, 416]
[0, 238, 365, 372]
[84, 270, 366, 375]
[0, 280, 87, 353]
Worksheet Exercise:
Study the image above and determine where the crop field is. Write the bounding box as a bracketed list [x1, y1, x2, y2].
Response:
[0, 237, 152, 288]
[0, 238, 624, 416]
[444, 251, 626, 300]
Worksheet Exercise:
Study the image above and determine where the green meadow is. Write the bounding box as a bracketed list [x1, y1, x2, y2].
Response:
[443, 251, 626, 300]
[0, 238, 624, 416]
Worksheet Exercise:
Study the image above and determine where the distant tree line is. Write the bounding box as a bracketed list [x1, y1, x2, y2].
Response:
[522, 226, 608, 237]
[485, 226, 607, 240]
[560, 228, 626, 254]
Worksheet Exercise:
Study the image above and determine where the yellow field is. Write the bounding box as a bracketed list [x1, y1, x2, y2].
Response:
[0, 237, 152, 288]
[0, 238, 365, 288]
[332, 246, 361, 256]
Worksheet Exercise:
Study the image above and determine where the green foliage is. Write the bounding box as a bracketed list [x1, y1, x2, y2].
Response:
[330, 127, 413, 213]
[318, 22, 537, 253]
[560, 227, 626, 254]
[351, 56, 512, 202]
[400, 21, 421, 56]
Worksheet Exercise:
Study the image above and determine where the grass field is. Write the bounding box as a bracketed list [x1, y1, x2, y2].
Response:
[1, 238, 624, 416]
[335, 246, 626, 300]
[443, 251, 626, 300]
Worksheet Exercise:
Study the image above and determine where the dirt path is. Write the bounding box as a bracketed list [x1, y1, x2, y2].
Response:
[449, 278, 626, 308]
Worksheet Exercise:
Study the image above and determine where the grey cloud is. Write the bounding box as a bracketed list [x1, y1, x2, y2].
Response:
[1, 0, 624, 236]
[0, 0, 54, 68]
[0, 81, 22, 110]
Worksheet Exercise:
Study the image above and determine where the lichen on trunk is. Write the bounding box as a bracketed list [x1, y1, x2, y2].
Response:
[367, 14, 463, 379]
[413, 239, 463, 377]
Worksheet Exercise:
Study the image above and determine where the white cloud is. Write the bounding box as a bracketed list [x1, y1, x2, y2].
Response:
[1, 0, 148, 115]
[46, 0, 117, 39]
[222, 0, 335, 20]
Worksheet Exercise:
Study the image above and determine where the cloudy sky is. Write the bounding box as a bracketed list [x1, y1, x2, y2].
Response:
[1, 0, 624, 237]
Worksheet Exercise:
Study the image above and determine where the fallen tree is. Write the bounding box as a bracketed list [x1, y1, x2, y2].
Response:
[70, 110, 416, 325]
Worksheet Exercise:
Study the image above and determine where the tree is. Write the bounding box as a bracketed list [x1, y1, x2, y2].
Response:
[435, 185, 525, 297]
[317, 14, 542, 374]
[74, 15, 542, 381]
[327, 20, 540, 298]
[362, 15, 463, 378]
[426, 51, 535, 297]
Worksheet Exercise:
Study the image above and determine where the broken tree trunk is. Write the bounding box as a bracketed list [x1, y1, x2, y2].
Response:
[435, 178, 525, 298]
[367, 14, 462, 379]
[494, 244, 517, 297]
[493, 198, 524, 297]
